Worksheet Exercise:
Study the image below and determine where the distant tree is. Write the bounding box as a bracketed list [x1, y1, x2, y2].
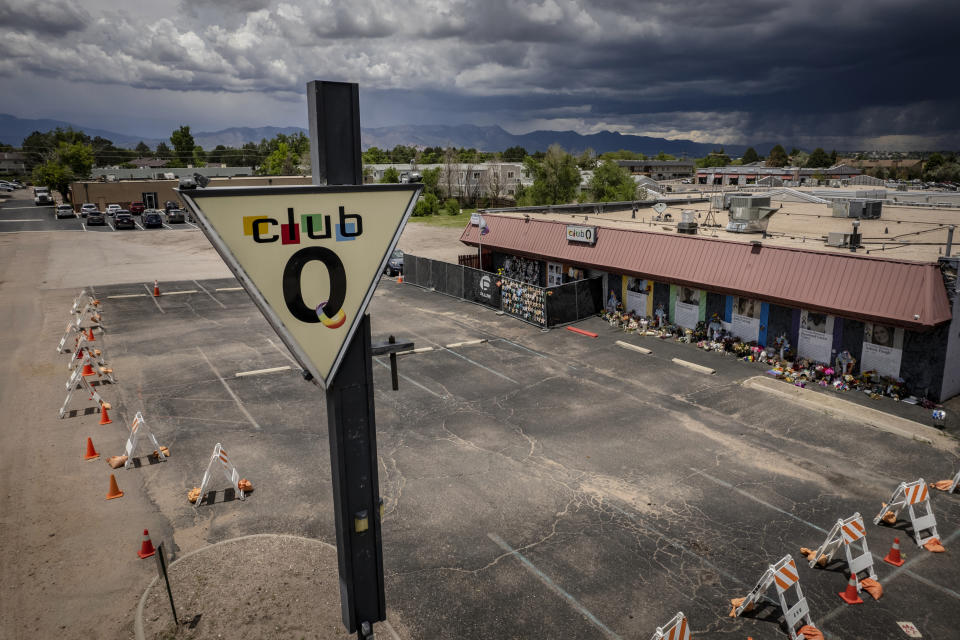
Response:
[458, 147, 479, 164]
[412, 192, 439, 217]
[442, 147, 457, 199]
[362, 146, 389, 164]
[57, 141, 94, 177]
[502, 146, 528, 162]
[135, 141, 151, 157]
[655, 151, 676, 161]
[829, 149, 838, 165]
[421, 167, 441, 198]
[520, 144, 579, 205]
[792, 151, 809, 168]
[155, 141, 172, 160]
[766, 144, 789, 167]
[192, 145, 207, 168]
[442, 198, 460, 215]
[207, 145, 227, 165]
[389, 145, 417, 164]
[170, 126, 195, 165]
[32, 161, 73, 202]
[589, 160, 636, 201]
[742, 147, 760, 164]
[599, 149, 644, 161]
[418, 146, 444, 164]
[576, 148, 596, 169]
[696, 150, 731, 168]
[789, 147, 801, 157]
[260, 141, 299, 175]
[805, 148, 832, 168]
[380, 166, 400, 183]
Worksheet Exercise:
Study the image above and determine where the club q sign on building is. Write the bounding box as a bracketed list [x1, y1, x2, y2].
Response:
[179, 184, 421, 388]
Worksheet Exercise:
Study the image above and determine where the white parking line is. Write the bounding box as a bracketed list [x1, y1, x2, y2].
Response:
[0, 219, 43, 222]
[396, 346, 434, 355]
[160, 289, 198, 296]
[197, 347, 261, 430]
[1, 205, 53, 210]
[445, 339, 487, 348]
[134, 221, 145, 230]
[162, 223, 172, 230]
[442, 347, 517, 384]
[234, 366, 291, 378]
[107, 293, 148, 299]
[488, 533, 622, 640]
[186, 221, 200, 230]
[215, 287, 244, 292]
[142, 283, 165, 313]
[194, 279, 226, 308]
[373, 357, 444, 398]
[81, 222, 87, 232]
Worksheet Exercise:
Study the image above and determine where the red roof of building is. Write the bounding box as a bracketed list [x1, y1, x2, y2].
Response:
[461, 214, 951, 329]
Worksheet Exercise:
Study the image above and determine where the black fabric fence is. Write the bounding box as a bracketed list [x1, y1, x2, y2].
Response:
[403, 254, 600, 326]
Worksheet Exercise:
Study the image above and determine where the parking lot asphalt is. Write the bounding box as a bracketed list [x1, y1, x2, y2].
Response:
[0, 193, 198, 233]
[69, 275, 960, 639]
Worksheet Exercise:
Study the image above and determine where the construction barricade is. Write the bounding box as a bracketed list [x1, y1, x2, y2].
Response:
[123, 412, 167, 469]
[802, 513, 879, 597]
[60, 371, 112, 420]
[873, 479, 941, 548]
[650, 611, 690, 640]
[191, 443, 247, 507]
[731, 555, 815, 640]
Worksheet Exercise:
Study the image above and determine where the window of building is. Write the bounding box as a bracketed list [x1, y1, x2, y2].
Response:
[473, 172, 480, 179]
[507, 171, 514, 178]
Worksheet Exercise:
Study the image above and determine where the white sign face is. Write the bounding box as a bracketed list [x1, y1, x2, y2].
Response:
[797, 309, 834, 364]
[179, 184, 421, 388]
[653, 202, 667, 214]
[470, 213, 481, 226]
[730, 296, 761, 342]
[861, 322, 904, 377]
[566, 225, 597, 244]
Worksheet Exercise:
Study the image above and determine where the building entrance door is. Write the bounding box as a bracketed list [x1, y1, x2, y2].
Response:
[142, 192, 158, 209]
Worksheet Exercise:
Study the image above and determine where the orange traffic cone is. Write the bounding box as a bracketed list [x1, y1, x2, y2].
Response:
[86, 327, 95, 342]
[397, 273, 404, 283]
[81, 362, 95, 377]
[838, 574, 863, 604]
[106, 473, 124, 500]
[884, 537, 905, 566]
[99, 402, 113, 425]
[153, 280, 160, 297]
[137, 529, 156, 559]
[84, 437, 100, 461]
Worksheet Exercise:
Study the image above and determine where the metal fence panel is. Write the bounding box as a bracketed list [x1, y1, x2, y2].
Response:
[463, 267, 500, 309]
[431, 260, 445, 292]
[405, 253, 419, 285]
[444, 264, 464, 299]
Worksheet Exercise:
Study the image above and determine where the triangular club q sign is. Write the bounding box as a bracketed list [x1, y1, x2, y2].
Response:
[178, 184, 422, 388]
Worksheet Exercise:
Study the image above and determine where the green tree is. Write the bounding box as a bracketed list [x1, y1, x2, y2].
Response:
[261, 141, 299, 175]
[442, 197, 460, 215]
[576, 148, 596, 169]
[135, 141, 151, 157]
[32, 161, 74, 203]
[421, 167, 441, 197]
[766, 144, 789, 167]
[520, 145, 580, 205]
[362, 146, 389, 164]
[502, 146, 527, 162]
[380, 166, 400, 183]
[412, 193, 439, 217]
[655, 151, 676, 161]
[419, 146, 444, 164]
[830, 149, 838, 165]
[192, 145, 207, 168]
[57, 141, 94, 177]
[742, 147, 760, 164]
[170, 126, 195, 165]
[207, 145, 227, 165]
[155, 141, 172, 160]
[389, 145, 416, 163]
[805, 148, 832, 168]
[599, 149, 644, 161]
[696, 150, 731, 168]
[589, 160, 636, 201]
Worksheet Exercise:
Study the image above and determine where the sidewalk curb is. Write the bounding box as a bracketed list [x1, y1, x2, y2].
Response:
[744, 376, 957, 453]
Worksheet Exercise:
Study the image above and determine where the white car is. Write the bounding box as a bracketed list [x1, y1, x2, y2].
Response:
[34, 188, 53, 205]
[56, 204, 75, 219]
[80, 203, 98, 217]
[105, 204, 121, 216]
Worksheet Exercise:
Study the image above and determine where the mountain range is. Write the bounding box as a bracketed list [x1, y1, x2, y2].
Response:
[0, 113, 763, 157]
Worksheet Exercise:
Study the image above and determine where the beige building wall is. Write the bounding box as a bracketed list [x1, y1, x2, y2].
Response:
[69, 176, 312, 211]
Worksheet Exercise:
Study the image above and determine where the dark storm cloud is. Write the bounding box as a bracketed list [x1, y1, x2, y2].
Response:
[1, 0, 957, 148]
[0, 0, 89, 36]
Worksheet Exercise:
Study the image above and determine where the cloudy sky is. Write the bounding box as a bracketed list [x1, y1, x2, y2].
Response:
[0, 0, 957, 150]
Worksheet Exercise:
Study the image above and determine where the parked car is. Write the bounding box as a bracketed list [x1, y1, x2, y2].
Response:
[55, 204, 75, 218]
[384, 249, 404, 276]
[164, 200, 180, 212]
[87, 210, 106, 225]
[34, 187, 52, 206]
[142, 209, 163, 228]
[105, 204, 121, 216]
[0, 182, 14, 192]
[114, 211, 135, 229]
[80, 203, 98, 217]
[165, 208, 185, 224]
[130, 201, 146, 214]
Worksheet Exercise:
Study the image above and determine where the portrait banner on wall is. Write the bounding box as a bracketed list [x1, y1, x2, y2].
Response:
[625, 277, 648, 315]
[861, 323, 904, 377]
[797, 309, 834, 363]
[675, 286, 700, 329]
[730, 296, 761, 342]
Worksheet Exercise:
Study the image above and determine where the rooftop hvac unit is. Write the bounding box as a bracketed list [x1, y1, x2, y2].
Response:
[676, 209, 698, 235]
[726, 195, 777, 233]
[832, 198, 882, 219]
[827, 232, 853, 247]
[711, 193, 753, 210]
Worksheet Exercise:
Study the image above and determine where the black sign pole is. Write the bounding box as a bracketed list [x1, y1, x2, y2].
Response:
[308, 80, 385, 640]
[153, 542, 179, 629]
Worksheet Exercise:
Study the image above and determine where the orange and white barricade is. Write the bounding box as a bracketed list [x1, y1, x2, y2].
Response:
[733, 555, 813, 640]
[650, 611, 690, 640]
[873, 479, 940, 547]
[806, 513, 877, 592]
[67, 348, 115, 383]
[194, 443, 245, 507]
[123, 412, 167, 469]
[56, 315, 85, 353]
[59, 373, 109, 419]
[70, 289, 98, 315]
